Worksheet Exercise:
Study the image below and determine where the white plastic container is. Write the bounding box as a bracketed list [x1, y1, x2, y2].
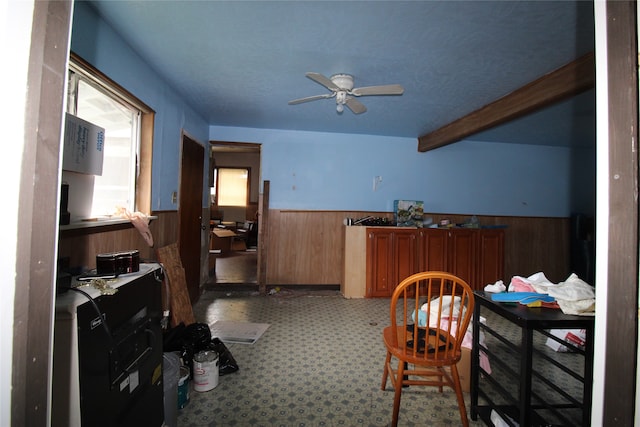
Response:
[162, 352, 180, 427]
[193, 350, 219, 392]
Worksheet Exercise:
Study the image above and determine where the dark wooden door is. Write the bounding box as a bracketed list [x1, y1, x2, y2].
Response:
[179, 134, 204, 303]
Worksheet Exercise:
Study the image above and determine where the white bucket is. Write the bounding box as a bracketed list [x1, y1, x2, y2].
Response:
[193, 350, 219, 392]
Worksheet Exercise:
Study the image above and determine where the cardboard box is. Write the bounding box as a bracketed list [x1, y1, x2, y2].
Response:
[457, 347, 471, 392]
[62, 113, 105, 175]
[415, 346, 471, 392]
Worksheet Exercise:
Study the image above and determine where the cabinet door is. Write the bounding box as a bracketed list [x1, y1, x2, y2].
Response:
[419, 229, 448, 272]
[366, 229, 394, 297]
[366, 228, 418, 297]
[393, 229, 418, 288]
[477, 229, 505, 289]
[448, 228, 477, 289]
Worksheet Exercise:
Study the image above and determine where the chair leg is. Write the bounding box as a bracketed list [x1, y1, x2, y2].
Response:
[391, 360, 405, 427]
[402, 361, 409, 387]
[450, 364, 469, 427]
[381, 351, 392, 390]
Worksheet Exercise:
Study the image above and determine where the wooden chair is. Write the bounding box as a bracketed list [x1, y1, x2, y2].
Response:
[381, 271, 475, 427]
[234, 220, 257, 247]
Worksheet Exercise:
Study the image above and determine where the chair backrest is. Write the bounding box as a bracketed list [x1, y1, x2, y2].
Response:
[388, 271, 475, 364]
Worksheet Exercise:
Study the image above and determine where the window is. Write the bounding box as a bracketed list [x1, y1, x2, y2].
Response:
[63, 53, 154, 222]
[213, 168, 249, 206]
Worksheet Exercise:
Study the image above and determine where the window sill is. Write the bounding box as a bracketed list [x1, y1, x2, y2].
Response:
[59, 216, 157, 235]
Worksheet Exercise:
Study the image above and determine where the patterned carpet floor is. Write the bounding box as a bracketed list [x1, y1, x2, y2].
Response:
[176, 289, 586, 426]
[178, 289, 482, 426]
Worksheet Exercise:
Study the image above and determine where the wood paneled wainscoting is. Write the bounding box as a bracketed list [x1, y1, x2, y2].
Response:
[58, 209, 571, 296]
[265, 210, 570, 289]
[58, 211, 179, 271]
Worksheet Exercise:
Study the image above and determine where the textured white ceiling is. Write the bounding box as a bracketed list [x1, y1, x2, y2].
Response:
[86, 0, 595, 147]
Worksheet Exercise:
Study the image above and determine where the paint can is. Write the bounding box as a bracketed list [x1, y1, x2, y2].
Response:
[177, 366, 190, 409]
[193, 350, 219, 392]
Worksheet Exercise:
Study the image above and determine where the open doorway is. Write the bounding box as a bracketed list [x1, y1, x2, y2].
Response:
[208, 141, 261, 286]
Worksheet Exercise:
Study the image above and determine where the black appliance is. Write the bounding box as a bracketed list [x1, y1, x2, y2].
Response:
[52, 264, 165, 427]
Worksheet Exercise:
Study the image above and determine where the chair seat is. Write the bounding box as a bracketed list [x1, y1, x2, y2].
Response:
[382, 325, 462, 367]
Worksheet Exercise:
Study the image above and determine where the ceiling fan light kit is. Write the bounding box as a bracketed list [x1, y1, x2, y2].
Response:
[289, 72, 404, 115]
[330, 74, 354, 91]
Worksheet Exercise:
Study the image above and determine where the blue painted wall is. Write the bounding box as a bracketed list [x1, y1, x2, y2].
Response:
[211, 126, 590, 218]
[71, 2, 595, 218]
[71, 2, 209, 211]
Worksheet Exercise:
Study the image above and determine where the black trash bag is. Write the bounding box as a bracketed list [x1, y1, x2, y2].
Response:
[163, 322, 213, 374]
[182, 323, 213, 349]
[162, 322, 187, 352]
[207, 337, 239, 375]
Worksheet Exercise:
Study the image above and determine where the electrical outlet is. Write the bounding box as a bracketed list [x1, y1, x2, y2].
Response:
[373, 176, 383, 191]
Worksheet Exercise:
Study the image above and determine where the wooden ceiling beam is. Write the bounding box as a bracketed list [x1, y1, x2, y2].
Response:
[417, 52, 595, 152]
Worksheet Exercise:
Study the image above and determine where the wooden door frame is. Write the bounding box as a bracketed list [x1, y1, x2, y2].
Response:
[15, 2, 73, 425]
[258, 180, 269, 294]
[209, 141, 265, 290]
[598, 1, 638, 424]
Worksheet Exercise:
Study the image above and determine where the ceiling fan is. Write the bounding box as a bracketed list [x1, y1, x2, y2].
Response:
[288, 72, 404, 114]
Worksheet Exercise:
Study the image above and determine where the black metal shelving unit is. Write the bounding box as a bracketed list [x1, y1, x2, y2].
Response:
[470, 291, 595, 427]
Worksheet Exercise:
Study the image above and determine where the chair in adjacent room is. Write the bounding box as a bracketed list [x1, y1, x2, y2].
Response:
[233, 220, 257, 249]
[381, 271, 475, 427]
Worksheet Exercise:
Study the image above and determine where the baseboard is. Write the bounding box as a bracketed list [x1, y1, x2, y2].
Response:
[268, 284, 340, 291]
[204, 283, 340, 293]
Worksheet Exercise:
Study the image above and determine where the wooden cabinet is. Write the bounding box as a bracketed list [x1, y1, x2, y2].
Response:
[421, 228, 504, 290]
[419, 227, 448, 272]
[477, 229, 505, 289]
[342, 226, 504, 298]
[419, 228, 479, 288]
[366, 228, 417, 297]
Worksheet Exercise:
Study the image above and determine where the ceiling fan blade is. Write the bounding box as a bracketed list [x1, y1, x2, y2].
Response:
[306, 72, 340, 91]
[351, 84, 404, 97]
[345, 97, 367, 114]
[288, 93, 334, 105]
